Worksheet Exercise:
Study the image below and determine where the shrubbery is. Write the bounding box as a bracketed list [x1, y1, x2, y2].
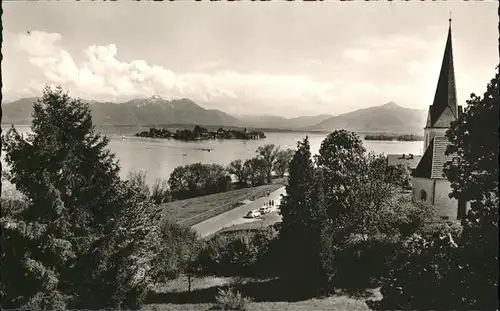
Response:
[371, 69, 499, 310]
[168, 163, 232, 200]
[194, 228, 279, 278]
[213, 287, 253, 311]
[155, 220, 201, 281]
[127, 171, 171, 204]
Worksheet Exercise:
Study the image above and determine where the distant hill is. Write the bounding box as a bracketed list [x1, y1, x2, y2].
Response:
[238, 114, 333, 130]
[3, 97, 427, 134]
[309, 102, 427, 134]
[1, 97, 39, 124]
[2, 96, 240, 127]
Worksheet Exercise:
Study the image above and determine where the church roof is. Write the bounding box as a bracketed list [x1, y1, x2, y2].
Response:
[387, 154, 422, 170]
[426, 20, 458, 128]
[412, 136, 453, 179]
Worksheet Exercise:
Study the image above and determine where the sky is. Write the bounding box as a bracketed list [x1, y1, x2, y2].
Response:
[2, 2, 498, 117]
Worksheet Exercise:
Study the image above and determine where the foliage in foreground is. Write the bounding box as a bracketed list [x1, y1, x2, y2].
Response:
[194, 227, 280, 278]
[372, 69, 499, 310]
[214, 287, 253, 311]
[155, 220, 202, 281]
[0, 86, 162, 310]
[127, 171, 171, 204]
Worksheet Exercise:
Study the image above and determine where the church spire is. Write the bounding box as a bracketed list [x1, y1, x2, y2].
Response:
[426, 18, 458, 128]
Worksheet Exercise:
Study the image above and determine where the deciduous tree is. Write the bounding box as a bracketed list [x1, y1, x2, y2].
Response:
[256, 144, 280, 183]
[226, 159, 249, 186]
[168, 163, 231, 200]
[243, 157, 267, 187]
[444, 69, 499, 203]
[445, 69, 499, 309]
[274, 148, 295, 178]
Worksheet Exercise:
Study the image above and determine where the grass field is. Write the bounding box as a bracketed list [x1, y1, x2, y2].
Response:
[161, 183, 284, 224]
[143, 276, 379, 311]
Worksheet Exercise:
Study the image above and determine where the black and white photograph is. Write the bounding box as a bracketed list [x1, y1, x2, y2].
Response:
[1, 1, 499, 310]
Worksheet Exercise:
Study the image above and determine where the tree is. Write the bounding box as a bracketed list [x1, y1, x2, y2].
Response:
[315, 131, 415, 288]
[243, 157, 267, 187]
[256, 144, 280, 183]
[127, 170, 151, 198]
[278, 137, 326, 287]
[274, 148, 295, 178]
[384, 163, 412, 190]
[444, 69, 499, 203]
[1, 86, 161, 310]
[315, 130, 366, 239]
[156, 220, 201, 281]
[444, 69, 499, 309]
[226, 159, 249, 186]
[373, 69, 499, 311]
[151, 178, 171, 204]
[168, 163, 231, 200]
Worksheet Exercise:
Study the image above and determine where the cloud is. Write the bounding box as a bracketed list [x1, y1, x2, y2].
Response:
[19, 31, 63, 57]
[342, 49, 370, 63]
[5, 30, 493, 117]
[342, 33, 443, 65]
[13, 31, 335, 108]
[304, 59, 323, 66]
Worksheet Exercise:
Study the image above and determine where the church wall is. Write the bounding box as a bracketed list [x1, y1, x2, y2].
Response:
[411, 177, 434, 205]
[434, 179, 458, 220]
[412, 177, 462, 220]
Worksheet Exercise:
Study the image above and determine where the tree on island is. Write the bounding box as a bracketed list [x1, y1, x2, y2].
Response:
[1, 86, 161, 310]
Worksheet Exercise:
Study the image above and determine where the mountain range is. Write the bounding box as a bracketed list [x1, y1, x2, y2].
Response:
[2, 96, 427, 134]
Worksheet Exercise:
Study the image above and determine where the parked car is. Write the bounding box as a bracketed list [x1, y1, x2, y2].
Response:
[245, 210, 261, 218]
[259, 206, 271, 215]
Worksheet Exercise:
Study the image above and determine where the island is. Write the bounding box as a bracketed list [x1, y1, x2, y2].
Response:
[134, 125, 266, 141]
[364, 134, 424, 142]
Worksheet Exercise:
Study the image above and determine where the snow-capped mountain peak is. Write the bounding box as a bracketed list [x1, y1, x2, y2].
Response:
[136, 94, 175, 108]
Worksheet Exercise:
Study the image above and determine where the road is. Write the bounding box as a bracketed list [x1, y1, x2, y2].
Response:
[191, 186, 286, 238]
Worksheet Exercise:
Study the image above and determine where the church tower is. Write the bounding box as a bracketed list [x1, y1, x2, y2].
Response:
[411, 18, 467, 221]
[423, 18, 462, 150]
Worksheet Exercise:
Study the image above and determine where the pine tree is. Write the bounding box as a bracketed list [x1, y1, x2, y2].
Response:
[278, 136, 325, 288]
[1, 86, 161, 310]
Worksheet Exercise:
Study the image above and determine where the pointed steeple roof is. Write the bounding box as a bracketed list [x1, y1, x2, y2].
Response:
[426, 19, 458, 128]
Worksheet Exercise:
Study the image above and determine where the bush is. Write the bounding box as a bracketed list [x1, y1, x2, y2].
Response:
[156, 221, 201, 281]
[213, 287, 252, 311]
[127, 172, 171, 204]
[369, 232, 463, 311]
[151, 178, 171, 204]
[168, 163, 232, 200]
[333, 237, 400, 290]
[195, 228, 279, 277]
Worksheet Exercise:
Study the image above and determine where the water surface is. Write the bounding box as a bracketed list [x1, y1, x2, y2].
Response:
[2, 125, 423, 184]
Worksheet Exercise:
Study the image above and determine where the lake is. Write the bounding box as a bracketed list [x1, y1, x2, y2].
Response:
[2, 125, 423, 185]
